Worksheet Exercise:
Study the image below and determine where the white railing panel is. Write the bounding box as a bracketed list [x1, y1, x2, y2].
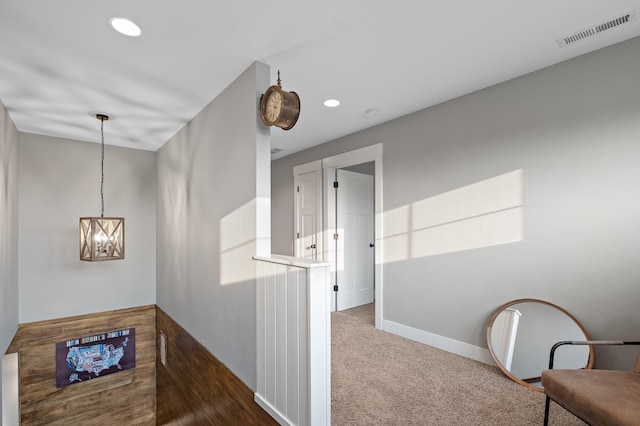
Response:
[255, 255, 330, 426]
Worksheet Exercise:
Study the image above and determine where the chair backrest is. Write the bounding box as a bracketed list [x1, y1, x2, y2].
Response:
[635, 354, 640, 374]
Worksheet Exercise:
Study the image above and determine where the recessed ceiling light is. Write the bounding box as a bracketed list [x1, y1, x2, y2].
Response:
[324, 99, 340, 108]
[109, 17, 142, 37]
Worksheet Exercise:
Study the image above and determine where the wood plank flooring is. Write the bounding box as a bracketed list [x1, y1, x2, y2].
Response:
[156, 306, 279, 425]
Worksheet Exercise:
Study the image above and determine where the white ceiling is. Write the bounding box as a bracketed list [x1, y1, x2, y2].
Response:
[1, 1, 639, 160]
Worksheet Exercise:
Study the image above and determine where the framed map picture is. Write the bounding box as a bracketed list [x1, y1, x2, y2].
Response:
[55, 328, 135, 388]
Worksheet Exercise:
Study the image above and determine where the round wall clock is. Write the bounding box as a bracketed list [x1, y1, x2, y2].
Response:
[260, 71, 300, 130]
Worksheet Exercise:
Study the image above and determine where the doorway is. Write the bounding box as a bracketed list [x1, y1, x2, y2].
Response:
[293, 143, 383, 327]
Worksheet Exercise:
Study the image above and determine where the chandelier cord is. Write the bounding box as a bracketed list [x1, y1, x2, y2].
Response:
[100, 116, 105, 218]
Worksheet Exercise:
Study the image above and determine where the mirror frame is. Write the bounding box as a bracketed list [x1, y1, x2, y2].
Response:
[486, 298, 595, 392]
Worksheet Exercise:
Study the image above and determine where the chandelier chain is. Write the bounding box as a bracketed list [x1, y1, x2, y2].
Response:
[100, 116, 105, 218]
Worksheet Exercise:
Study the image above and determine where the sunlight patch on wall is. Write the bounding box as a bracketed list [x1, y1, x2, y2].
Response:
[255, 197, 271, 257]
[411, 207, 522, 258]
[381, 205, 410, 263]
[383, 170, 523, 261]
[412, 170, 522, 230]
[220, 199, 258, 286]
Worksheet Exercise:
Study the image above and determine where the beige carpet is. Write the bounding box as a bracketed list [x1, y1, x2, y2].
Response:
[331, 303, 586, 425]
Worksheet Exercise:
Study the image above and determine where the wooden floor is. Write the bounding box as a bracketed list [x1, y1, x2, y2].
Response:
[156, 307, 279, 425]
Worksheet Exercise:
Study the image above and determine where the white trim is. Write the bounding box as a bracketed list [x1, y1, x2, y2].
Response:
[324, 167, 337, 312]
[320, 143, 384, 329]
[293, 159, 322, 176]
[253, 254, 330, 268]
[373, 153, 383, 330]
[322, 143, 383, 169]
[255, 393, 294, 426]
[381, 319, 496, 366]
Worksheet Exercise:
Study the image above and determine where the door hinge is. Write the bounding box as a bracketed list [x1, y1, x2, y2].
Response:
[297, 232, 300, 238]
[333, 233, 339, 240]
[333, 285, 339, 292]
[297, 186, 300, 192]
[333, 181, 339, 188]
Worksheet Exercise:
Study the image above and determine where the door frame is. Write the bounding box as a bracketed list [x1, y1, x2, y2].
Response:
[293, 160, 323, 259]
[323, 144, 383, 329]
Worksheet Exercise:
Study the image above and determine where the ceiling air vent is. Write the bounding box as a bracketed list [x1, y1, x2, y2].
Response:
[557, 10, 636, 47]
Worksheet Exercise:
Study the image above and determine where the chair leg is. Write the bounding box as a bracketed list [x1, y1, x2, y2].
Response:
[543, 396, 551, 426]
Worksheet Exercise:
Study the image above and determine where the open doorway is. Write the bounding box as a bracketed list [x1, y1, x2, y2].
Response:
[293, 143, 383, 327]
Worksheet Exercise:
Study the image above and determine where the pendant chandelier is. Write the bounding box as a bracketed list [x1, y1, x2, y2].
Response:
[80, 114, 125, 261]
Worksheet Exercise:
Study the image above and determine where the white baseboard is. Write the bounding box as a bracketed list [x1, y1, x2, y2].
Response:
[381, 319, 496, 366]
[255, 393, 293, 426]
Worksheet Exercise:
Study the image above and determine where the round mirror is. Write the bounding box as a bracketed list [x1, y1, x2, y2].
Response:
[486, 298, 594, 392]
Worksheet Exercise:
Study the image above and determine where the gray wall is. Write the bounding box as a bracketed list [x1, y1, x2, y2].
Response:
[18, 133, 156, 322]
[0, 100, 18, 420]
[272, 36, 640, 369]
[156, 62, 270, 389]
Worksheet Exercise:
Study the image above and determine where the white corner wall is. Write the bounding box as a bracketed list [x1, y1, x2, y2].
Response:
[0, 99, 18, 354]
[156, 61, 270, 389]
[0, 99, 19, 422]
[18, 133, 156, 322]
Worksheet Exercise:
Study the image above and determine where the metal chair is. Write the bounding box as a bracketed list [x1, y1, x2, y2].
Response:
[541, 340, 640, 426]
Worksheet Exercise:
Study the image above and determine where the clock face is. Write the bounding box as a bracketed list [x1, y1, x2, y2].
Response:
[265, 90, 282, 123]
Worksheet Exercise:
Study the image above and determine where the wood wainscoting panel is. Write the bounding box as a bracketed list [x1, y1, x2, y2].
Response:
[10, 305, 156, 425]
[155, 306, 278, 425]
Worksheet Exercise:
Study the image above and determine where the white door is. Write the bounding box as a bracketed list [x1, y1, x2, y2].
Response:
[294, 169, 322, 260]
[335, 169, 374, 311]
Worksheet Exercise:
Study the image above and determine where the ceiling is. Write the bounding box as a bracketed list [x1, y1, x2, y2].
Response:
[1, 1, 639, 160]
